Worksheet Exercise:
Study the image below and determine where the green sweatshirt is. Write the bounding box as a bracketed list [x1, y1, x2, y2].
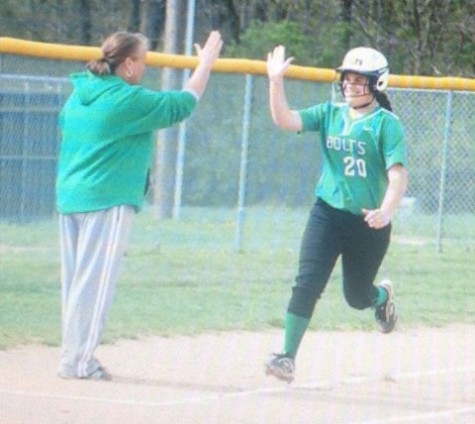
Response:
[56, 71, 197, 214]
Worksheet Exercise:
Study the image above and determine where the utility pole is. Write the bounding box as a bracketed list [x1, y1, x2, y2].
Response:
[153, 0, 186, 218]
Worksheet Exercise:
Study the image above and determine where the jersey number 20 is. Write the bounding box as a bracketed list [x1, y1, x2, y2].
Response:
[344, 156, 367, 177]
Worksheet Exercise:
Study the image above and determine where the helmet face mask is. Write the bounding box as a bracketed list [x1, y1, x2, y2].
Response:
[337, 47, 389, 92]
[338, 72, 375, 108]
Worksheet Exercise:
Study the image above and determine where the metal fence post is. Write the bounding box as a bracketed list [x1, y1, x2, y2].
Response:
[173, 0, 196, 220]
[20, 82, 30, 221]
[235, 74, 253, 252]
[435, 90, 453, 253]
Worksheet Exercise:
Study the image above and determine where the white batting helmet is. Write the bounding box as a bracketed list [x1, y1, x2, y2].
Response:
[337, 47, 389, 92]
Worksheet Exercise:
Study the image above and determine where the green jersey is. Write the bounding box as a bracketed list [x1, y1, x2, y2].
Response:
[56, 71, 197, 214]
[299, 101, 407, 215]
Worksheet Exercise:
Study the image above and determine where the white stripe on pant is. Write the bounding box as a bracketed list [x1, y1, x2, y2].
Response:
[58, 205, 134, 378]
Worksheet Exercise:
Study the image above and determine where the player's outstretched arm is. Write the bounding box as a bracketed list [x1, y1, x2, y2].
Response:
[267, 45, 302, 131]
[184, 31, 223, 99]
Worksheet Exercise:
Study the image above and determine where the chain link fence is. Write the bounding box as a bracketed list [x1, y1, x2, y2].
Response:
[0, 53, 474, 252]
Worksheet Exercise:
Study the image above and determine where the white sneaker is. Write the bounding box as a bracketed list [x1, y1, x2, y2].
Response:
[265, 353, 295, 383]
[375, 280, 397, 333]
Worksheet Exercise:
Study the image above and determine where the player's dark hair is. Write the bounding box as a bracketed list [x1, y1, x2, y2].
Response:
[374, 91, 393, 111]
[86, 32, 149, 76]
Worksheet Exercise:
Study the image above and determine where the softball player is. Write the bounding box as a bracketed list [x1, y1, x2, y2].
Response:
[265, 46, 408, 383]
[56, 31, 222, 380]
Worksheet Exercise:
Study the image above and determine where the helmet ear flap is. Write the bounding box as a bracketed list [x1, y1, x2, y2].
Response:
[368, 76, 378, 93]
[377, 69, 389, 91]
[364, 71, 389, 92]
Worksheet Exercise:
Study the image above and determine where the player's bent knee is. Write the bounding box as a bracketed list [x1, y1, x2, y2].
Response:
[288, 286, 320, 318]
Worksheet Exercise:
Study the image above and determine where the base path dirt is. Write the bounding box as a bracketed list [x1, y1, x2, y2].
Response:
[1, 325, 474, 424]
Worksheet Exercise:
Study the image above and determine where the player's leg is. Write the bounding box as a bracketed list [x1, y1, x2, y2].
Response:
[266, 200, 341, 382]
[58, 205, 134, 379]
[340, 220, 396, 332]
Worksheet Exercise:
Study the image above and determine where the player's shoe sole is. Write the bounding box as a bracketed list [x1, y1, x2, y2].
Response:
[375, 279, 397, 333]
[265, 353, 295, 383]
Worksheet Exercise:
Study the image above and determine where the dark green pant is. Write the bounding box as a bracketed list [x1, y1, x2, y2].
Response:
[288, 199, 391, 319]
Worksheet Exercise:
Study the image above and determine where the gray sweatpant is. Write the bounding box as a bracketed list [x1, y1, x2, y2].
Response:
[58, 205, 134, 378]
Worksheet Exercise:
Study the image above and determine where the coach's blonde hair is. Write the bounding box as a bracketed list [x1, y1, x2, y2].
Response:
[86, 32, 149, 76]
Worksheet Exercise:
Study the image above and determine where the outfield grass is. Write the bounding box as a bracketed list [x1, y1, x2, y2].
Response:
[0, 207, 474, 350]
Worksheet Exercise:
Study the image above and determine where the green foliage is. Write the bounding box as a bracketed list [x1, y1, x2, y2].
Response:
[1, 0, 474, 76]
[225, 20, 316, 66]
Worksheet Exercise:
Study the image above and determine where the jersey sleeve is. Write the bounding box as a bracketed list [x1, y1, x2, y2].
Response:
[381, 114, 408, 169]
[298, 102, 328, 132]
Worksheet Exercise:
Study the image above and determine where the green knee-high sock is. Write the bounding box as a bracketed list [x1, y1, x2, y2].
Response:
[284, 312, 310, 359]
[371, 286, 388, 307]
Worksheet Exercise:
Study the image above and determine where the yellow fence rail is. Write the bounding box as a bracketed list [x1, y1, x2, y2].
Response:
[1, 36, 474, 91]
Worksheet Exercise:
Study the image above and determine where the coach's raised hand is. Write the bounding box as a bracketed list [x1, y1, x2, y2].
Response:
[185, 31, 223, 99]
[195, 30, 223, 67]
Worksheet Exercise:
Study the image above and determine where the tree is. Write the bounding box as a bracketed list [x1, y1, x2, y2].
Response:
[225, 20, 312, 64]
[144, 0, 166, 49]
[340, 0, 353, 51]
[78, 0, 93, 45]
[128, 0, 141, 32]
[0, 0, 473, 75]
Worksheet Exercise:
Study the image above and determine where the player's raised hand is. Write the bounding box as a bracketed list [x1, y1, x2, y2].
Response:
[267, 45, 294, 82]
[194, 30, 223, 68]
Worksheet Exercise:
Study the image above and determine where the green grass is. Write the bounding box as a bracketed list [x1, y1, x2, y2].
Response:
[0, 207, 474, 350]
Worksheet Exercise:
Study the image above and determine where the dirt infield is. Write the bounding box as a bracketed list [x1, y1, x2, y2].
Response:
[1, 325, 474, 424]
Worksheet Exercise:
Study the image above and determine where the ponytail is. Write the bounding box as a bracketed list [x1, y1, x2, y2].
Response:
[85, 32, 149, 76]
[375, 91, 393, 112]
[86, 57, 112, 76]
